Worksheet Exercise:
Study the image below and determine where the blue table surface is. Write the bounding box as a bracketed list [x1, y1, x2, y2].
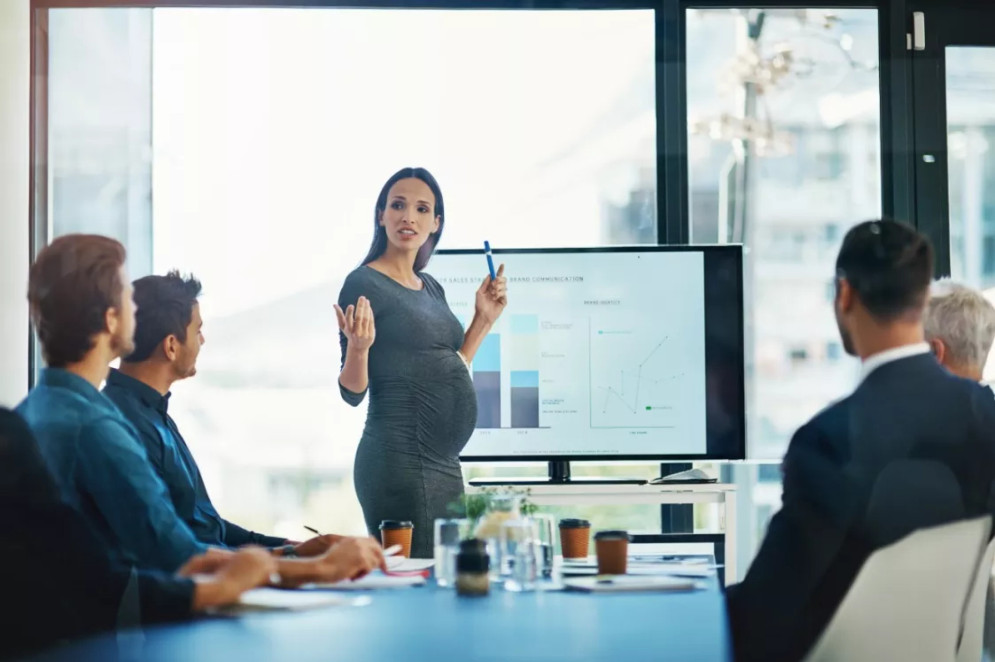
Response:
[25, 579, 731, 662]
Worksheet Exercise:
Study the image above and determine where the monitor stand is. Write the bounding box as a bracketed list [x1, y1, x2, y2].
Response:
[468, 461, 648, 486]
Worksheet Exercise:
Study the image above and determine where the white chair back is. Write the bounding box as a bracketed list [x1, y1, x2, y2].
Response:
[957, 535, 995, 662]
[805, 515, 992, 662]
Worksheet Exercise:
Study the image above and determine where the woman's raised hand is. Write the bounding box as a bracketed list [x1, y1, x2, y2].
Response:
[334, 296, 376, 352]
[475, 263, 508, 325]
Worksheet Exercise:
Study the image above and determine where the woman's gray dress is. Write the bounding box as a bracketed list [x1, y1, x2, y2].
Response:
[338, 266, 477, 558]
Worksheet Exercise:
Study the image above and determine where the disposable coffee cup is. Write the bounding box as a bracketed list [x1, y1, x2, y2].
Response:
[595, 530, 630, 575]
[379, 520, 414, 558]
[559, 518, 591, 559]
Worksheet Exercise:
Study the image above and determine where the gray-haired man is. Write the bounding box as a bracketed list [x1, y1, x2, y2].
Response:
[924, 280, 995, 382]
[923, 279, 995, 654]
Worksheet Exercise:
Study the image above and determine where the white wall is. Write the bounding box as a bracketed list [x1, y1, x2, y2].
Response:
[0, 0, 30, 407]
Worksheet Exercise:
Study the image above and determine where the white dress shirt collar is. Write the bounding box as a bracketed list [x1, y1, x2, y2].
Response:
[859, 342, 931, 384]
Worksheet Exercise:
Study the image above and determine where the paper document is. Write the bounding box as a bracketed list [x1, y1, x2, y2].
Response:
[303, 571, 426, 590]
[563, 576, 700, 593]
[216, 588, 370, 613]
[386, 557, 435, 572]
[561, 563, 715, 578]
[628, 564, 715, 578]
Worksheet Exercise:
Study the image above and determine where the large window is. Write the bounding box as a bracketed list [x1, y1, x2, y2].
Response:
[48, 9, 152, 273]
[47, 7, 657, 538]
[687, 8, 881, 461]
[944, 48, 995, 384]
[686, 8, 881, 571]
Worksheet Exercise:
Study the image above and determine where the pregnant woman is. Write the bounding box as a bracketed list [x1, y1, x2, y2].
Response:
[335, 167, 507, 558]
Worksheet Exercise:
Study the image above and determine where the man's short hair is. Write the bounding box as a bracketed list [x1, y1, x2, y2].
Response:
[28, 234, 126, 368]
[835, 220, 934, 322]
[124, 271, 203, 363]
[924, 280, 995, 371]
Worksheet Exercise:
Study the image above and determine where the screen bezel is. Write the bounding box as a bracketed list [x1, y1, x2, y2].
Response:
[433, 244, 746, 462]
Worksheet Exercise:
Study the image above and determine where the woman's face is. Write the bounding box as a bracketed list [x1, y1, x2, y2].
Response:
[379, 177, 440, 254]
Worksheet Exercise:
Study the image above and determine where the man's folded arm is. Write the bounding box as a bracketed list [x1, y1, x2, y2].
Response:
[223, 520, 286, 549]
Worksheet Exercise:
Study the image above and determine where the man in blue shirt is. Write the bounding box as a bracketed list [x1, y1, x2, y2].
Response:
[18, 234, 385, 581]
[103, 270, 344, 557]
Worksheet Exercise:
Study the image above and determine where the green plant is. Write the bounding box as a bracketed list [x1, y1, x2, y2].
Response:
[446, 487, 539, 535]
[447, 492, 490, 521]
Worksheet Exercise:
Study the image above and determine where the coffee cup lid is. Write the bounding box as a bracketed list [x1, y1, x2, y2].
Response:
[559, 518, 591, 528]
[379, 520, 414, 530]
[594, 530, 630, 541]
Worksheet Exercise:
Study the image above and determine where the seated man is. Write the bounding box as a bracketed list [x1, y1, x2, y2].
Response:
[923, 279, 995, 383]
[17, 234, 384, 581]
[922, 279, 995, 655]
[0, 406, 276, 659]
[104, 270, 338, 556]
[725, 220, 995, 662]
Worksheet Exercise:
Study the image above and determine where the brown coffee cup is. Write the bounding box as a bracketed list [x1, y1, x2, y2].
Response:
[559, 518, 591, 559]
[379, 520, 414, 558]
[595, 530, 630, 575]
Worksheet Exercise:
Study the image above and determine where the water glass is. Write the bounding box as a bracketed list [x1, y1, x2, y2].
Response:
[531, 513, 556, 578]
[501, 518, 539, 592]
[477, 494, 522, 580]
[434, 518, 470, 588]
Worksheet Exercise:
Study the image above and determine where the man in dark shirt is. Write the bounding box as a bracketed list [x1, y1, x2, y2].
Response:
[103, 270, 348, 557]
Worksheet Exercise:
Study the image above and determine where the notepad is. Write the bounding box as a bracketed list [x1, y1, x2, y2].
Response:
[563, 576, 700, 593]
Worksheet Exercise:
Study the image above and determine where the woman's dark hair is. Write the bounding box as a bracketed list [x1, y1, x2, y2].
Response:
[361, 167, 445, 273]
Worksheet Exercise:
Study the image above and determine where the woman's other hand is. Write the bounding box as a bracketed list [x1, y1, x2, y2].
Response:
[335, 296, 376, 353]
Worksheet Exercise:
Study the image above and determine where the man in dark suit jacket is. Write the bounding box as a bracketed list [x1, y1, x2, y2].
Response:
[725, 220, 995, 662]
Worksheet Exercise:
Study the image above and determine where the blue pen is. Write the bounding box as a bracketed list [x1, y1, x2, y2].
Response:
[484, 241, 496, 280]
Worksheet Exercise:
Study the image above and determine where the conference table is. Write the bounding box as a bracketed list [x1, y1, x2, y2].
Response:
[24, 575, 732, 661]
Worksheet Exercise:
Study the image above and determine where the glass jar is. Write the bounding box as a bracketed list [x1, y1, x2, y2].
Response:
[455, 538, 490, 597]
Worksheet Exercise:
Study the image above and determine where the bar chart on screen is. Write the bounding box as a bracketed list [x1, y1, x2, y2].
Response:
[472, 314, 544, 430]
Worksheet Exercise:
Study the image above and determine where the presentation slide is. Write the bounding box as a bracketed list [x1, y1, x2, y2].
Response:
[432, 250, 708, 457]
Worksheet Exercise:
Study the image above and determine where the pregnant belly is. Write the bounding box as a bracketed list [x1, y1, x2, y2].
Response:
[367, 368, 478, 459]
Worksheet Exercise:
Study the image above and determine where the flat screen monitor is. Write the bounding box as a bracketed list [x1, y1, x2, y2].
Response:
[430, 246, 745, 461]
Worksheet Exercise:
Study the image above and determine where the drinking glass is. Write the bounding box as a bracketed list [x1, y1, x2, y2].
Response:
[531, 513, 556, 579]
[434, 518, 470, 588]
[501, 518, 539, 592]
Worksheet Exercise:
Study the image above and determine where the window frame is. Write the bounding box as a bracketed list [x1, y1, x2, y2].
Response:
[906, 1, 995, 279]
